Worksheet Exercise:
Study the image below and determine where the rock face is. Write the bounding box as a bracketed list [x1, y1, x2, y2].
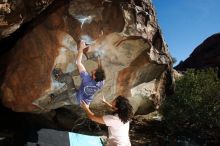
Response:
[0, 0, 54, 38]
[175, 33, 220, 71]
[0, 0, 173, 113]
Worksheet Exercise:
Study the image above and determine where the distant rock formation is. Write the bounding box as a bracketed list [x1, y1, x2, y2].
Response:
[175, 33, 220, 71]
[0, 0, 173, 114]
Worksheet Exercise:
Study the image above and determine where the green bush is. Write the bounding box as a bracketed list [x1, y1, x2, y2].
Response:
[171, 56, 177, 64]
[161, 68, 220, 131]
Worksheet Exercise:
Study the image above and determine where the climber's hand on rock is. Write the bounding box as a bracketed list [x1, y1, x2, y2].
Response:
[78, 40, 87, 51]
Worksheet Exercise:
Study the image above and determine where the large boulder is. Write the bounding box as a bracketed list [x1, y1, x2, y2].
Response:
[0, 0, 173, 113]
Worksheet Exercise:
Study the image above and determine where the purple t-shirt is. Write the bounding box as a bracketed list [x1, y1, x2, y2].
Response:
[76, 71, 104, 104]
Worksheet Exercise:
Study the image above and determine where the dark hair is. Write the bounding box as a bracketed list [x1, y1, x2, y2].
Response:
[94, 67, 105, 82]
[114, 96, 133, 124]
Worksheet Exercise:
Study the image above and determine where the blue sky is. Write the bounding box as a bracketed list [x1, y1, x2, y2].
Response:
[152, 0, 220, 65]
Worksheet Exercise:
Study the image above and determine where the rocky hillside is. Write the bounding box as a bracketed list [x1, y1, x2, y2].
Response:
[175, 33, 220, 71]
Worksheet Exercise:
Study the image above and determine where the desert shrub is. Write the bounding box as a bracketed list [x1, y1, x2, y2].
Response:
[171, 56, 177, 64]
[161, 68, 220, 131]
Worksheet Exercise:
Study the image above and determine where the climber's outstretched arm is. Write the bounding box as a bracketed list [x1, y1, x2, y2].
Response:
[76, 40, 87, 73]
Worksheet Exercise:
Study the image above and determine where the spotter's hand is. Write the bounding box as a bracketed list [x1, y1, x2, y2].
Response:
[80, 100, 89, 110]
[101, 95, 106, 103]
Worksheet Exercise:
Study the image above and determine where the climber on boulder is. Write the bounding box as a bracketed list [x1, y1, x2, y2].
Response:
[74, 40, 106, 105]
[33, 40, 105, 110]
[51, 40, 105, 104]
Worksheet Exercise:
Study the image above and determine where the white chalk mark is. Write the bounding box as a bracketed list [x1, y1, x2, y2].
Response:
[74, 15, 94, 28]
